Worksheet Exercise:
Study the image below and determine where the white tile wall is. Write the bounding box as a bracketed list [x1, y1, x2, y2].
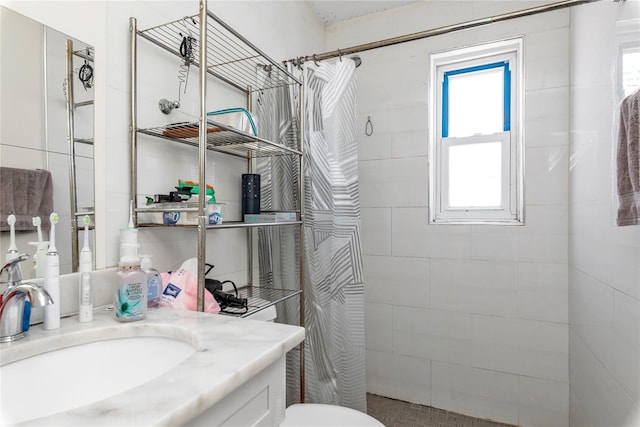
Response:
[431, 259, 518, 317]
[613, 291, 640, 403]
[360, 208, 392, 256]
[518, 376, 569, 427]
[569, 1, 640, 426]
[365, 303, 393, 353]
[517, 262, 568, 323]
[359, 157, 428, 208]
[366, 349, 431, 405]
[472, 315, 568, 381]
[393, 307, 473, 366]
[431, 361, 519, 425]
[363, 255, 430, 307]
[570, 330, 640, 427]
[328, 1, 572, 425]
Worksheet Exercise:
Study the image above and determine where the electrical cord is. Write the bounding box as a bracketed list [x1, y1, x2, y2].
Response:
[177, 17, 197, 102]
[204, 264, 248, 314]
[78, 61, 93, 90]
[78, 48, 93, 90]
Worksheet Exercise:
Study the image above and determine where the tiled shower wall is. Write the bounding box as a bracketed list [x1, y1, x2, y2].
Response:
[326, 2, 571, 425]
[569, 1, 640, 426]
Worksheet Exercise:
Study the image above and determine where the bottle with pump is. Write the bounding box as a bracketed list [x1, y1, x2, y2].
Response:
[114, 246, 146, 322]
[140, 255, 161, 309]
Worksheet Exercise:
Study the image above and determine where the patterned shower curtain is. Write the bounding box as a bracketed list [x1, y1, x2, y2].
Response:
[255, 58, 366, 412]
[301, 59, 366, 412]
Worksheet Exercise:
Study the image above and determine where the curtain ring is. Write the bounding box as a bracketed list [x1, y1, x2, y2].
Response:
[313, 54, 320, 66]
[337, 48, 343, 62]
[365, 116, 373, 136]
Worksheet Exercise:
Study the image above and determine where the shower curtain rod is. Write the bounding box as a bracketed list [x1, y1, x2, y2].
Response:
[287, 0, 615, 67]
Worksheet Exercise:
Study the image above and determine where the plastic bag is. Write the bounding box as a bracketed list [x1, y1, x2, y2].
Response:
[160, 258, 220, 314]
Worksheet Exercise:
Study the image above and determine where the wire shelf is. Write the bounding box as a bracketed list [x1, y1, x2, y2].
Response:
[137, 11, 300, 93]
[219, 287, 302, 318]
[138, 119, 301, 159]
[136, 220, 302, 229]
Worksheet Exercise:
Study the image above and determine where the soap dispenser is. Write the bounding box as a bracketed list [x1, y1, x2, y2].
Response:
[114, 247, 146, 322]
[140, 255, 161, 309]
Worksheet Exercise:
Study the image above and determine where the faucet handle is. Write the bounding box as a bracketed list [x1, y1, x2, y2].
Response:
[1, 254, 29, 284]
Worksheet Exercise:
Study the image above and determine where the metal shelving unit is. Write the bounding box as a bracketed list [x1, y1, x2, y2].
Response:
[65, 40, 95, 271]
[129, 1, 305, 392]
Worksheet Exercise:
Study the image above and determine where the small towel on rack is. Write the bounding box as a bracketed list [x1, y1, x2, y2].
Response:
[617, 89, 640, 225]
[0, 167, 53, 231]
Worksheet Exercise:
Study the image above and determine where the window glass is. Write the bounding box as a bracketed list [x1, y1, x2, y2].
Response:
[447, 67, 504, 138]
[448, 142, 502, 208]
[622, 47, 640, 96]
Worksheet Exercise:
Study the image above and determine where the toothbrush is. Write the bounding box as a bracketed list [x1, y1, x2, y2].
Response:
[32, 216, 47, 277]
[43, 212, 60, 330]
[79, 215, 92, 274]
[6, 214, 19, 263]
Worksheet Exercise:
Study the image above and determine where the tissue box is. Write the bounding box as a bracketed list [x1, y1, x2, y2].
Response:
[139, 202, 225, 226]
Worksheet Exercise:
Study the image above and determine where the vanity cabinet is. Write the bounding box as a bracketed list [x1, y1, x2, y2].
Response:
[128, 1, 303, 320]
[187, 357, 287, 426]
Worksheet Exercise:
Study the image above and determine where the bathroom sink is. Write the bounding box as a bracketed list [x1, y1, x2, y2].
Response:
[0, 335, 195, 425]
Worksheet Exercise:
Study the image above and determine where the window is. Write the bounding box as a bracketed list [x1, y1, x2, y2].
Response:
[620, 41, 640, 97]
[429, 38, 523, 224]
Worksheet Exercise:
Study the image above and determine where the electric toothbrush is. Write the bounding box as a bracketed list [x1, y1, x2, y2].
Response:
[6, 214, 19, 263]
[44, 212, 60, 330]
[79, 215, 92, 273]
[31, 216, 48, 277]
[77, 215, 93, 323]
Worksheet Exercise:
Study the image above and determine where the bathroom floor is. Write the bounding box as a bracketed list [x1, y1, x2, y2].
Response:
[366, 394, 517, 427]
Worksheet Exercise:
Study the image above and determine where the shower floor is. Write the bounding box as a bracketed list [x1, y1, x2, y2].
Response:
[366, 394, 517, 427]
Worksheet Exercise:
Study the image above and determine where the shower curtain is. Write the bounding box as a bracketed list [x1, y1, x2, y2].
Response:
[255, 58, 366, 412]
[301, 58, 365, 412]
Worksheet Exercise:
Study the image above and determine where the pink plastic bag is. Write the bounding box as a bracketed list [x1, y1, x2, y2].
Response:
[160, 258, 220, 314]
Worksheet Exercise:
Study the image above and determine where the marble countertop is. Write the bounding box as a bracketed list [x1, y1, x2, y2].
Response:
[0, 307, 305, 426]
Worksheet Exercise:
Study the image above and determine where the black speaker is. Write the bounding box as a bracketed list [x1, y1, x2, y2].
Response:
[242, 174, 260, 216]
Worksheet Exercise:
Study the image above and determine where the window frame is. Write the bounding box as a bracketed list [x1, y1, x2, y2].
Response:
[429, 38, 524, 225]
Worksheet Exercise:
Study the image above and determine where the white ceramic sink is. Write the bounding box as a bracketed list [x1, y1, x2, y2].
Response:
[0, 336, 195, 425]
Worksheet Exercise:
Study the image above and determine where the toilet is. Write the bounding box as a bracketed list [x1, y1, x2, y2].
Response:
[245, 303, 383, 427]
[280, 403, 384, 426]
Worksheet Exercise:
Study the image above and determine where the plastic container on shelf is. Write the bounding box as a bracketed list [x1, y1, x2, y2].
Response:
[138, 202, 225, 225]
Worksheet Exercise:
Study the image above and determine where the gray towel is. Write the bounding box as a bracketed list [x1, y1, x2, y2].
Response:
[617, 89, 640, 226]
[0, 167, 53, 231]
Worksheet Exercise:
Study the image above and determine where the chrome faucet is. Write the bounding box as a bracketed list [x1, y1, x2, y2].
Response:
[0, 254, 53, 342]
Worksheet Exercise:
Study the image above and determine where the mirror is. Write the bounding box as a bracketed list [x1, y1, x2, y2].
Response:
[0, 7, 95, 279]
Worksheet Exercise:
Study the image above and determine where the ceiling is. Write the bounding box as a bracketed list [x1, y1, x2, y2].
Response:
[306, 1, 420, 26]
